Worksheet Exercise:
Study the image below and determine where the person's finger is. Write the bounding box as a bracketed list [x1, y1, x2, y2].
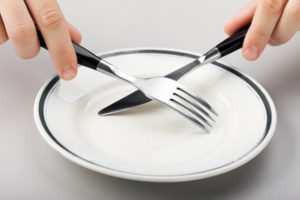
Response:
[67, 23, 82, 44]
[243, 0, 288, 60]
[224, 0, 258, 35]
[269, 0, 300, 45]
[25, 0, 77, 80]
[0, 16, 8, 44]
[0, 0, 39, 58]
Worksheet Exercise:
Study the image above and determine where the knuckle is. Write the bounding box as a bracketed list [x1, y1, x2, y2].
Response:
[51, 46, 75, 65]
[254, 28, 269, 39]
[10, 23, 34, 42]
[289, 3, 300, 21]
[261, 0, 284, 13]
[52, 46, 72, 57]
[39, 8, 63, 29]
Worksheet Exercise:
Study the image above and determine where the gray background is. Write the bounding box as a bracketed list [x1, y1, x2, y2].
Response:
[0, 0, 300, 199]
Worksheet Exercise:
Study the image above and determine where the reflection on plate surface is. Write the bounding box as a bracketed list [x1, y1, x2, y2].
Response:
[34, 48, 276, 182]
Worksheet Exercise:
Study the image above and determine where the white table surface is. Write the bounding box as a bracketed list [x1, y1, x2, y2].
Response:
[1, 0, 300, 199]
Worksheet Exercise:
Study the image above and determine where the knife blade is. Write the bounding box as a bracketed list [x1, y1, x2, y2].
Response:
[99, 24, 250, 115]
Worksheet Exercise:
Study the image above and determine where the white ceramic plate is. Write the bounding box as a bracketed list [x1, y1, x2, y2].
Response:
[34, 48, 276, 182]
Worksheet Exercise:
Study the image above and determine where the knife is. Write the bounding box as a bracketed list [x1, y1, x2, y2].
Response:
[99, 24, 250, 115]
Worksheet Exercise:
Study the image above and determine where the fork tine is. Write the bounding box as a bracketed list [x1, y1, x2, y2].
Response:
[171, 97, 212, 128]
[170, 99, 210, 133]
[177, 87, 218, 116]
[173, 93, 215, 122]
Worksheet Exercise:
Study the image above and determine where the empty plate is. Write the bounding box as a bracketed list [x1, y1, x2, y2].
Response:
[34, 48, 276, 182]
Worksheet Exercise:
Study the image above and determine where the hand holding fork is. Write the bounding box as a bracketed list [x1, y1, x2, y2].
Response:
[99, 25, 250, 116]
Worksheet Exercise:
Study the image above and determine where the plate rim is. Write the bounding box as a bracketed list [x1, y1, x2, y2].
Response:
[33, 47, 277, 182]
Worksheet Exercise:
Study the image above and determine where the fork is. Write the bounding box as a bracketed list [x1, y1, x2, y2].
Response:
[36, 27, 217, 133]
[99, 24, 250, 116]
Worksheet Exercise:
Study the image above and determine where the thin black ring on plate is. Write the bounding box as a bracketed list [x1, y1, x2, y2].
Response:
[38, 49, 272, 178]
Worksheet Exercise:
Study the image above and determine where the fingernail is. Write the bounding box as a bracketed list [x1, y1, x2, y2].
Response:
[61, 65, 76, 80]
[244, 46, 259, 60]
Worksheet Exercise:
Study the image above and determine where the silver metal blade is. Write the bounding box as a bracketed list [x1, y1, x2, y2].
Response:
[98, 90, 151, 115]
[98, 59, 201, 115]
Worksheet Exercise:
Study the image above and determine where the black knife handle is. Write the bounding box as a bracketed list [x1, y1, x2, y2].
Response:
[216, 24, 250, 57]
[35, 25, 101, 70]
